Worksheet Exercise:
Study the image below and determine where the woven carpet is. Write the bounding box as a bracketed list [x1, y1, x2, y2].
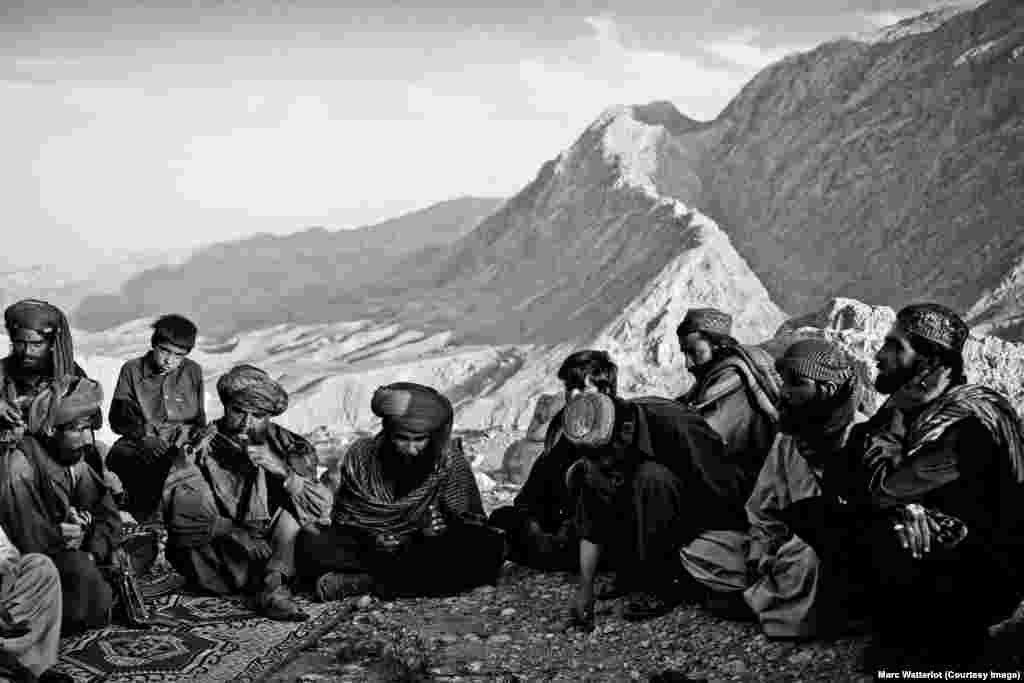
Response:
[54, 591, 350, 683]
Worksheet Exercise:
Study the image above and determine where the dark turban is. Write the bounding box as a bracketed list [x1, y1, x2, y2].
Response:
[4, 299, 75, 378]
[52, 377, 104, 428]
[677, 307, 733, 340]
[563, 392, 616, 448]
[216, 365, 289, 417]
[21, 375, 103, 436]
[776, 339, 853, 384]
[371, 382, 452, 434]
[896, 303, 969, 354]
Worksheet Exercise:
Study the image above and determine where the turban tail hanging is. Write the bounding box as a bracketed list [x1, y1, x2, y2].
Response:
[4, 299, 75, 379]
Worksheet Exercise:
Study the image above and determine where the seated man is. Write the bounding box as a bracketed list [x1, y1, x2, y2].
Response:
[0, 300, 88, 436]
[563, 392, 735, 627]
[784, 304, 1024, 667]
[299, 382, 504, 601]
[0, 522, 70, 683]
[162, 364, 330, 622]
[489, 350, 616, 571]
[676, 308, 780, 498]
[681, 340, 866, 639]
[108, 314, 206, 523]
[0, 376, 121, 635]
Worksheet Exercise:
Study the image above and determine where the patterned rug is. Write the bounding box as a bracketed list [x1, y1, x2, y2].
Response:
[55, 591, 351, 683]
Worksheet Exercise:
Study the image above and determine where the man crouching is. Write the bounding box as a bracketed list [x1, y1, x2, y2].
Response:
[162, 365, 331, 621]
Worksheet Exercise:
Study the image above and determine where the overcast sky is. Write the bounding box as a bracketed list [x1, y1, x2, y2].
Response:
[1, 0, 961, 269]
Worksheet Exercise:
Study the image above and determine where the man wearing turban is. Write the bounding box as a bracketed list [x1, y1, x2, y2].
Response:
[108, 314, 207, 523]
[561, 391, 735, 629]
[681, 339, 867, 639]
[297, 382, 504, 601]
[676, 308, 781, 502]
[161, 365, 331, 622]
[784, 304, 1024, 668]
[0, 300, 92, 448]
[0, 376, 122, 634]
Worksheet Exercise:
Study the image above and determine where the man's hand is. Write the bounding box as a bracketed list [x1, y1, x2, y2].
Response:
[141, 435, 170, 462]
[889, 365, 952, 412]
[61, 522, 85, 550]
[0, 400, 23, 429]
[893, 503, 940, 560]
[225, 528, 273, 561]
[0, 604, 30, 639]
[247, 445, 289, 478]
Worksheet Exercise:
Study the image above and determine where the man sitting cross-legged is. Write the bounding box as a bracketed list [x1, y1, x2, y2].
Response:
[299, 382, 505, 601]
[108, 314, 206, 524]
[162, 364, 331, 622]
[0, 376, 121, 635]
[681, 339, 869, 639]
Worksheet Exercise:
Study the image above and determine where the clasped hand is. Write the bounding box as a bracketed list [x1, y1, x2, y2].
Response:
[893, 503, 940, 559]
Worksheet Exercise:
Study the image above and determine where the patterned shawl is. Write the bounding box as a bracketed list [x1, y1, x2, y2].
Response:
[332, 433, 483, 537]
[905, 384, 1024, 484]
[688, 345, 782, 423]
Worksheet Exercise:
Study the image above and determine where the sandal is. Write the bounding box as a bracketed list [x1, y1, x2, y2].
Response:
[315, 572, 375, 602]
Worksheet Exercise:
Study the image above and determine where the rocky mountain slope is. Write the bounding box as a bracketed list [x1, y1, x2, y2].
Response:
[691, 0, 1023, 330]
[73, 197, 503, 335]
[73, 101, 788, 449]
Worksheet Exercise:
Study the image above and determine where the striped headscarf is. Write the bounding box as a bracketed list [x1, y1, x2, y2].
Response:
[906, 384, 1024, 483]
[4, 299, 75, 379]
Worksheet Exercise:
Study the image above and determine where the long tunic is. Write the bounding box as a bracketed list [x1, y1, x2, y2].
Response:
[299, 432, 502, 597]
[681, 433, 836, 638]
[0, 437, 120, 632]
[0, 526, 62, 676]
[788, 385, 1024, 653]
[109, 354, 206, 446]
[572, 398, 738, 590]
[678, 347, 780, 500]
[162, 422, 331, 594]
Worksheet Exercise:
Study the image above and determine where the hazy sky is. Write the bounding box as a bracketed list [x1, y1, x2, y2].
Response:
[1, 0, 957, 269]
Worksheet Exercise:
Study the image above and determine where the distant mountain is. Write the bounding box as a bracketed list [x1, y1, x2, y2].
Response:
[324, 103, 780, 349]
[73, 197, 503, 334]
[0, 247, 193, 316]
[687, 0, 1023, 333]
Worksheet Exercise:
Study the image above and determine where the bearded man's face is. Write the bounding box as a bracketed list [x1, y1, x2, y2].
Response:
[874, 325, 922, 394]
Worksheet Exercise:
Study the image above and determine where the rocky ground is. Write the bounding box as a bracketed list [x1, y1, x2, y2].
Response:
[267, 561, 1024, 683]
[259, 481, 1024, 683]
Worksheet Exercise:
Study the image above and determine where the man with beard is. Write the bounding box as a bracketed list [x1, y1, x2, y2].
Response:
[108, 314, 206, 523]
[0, 376, 121, 634]
[676, 308, 781, 502]
[0, 301, 93, 454]
[680, 340, 866, 639]
[489, 350, 616, 571]
[300, 382, 504, 601]
[563, 392, 732, 628]
[162, 365, 331, 622]
[785, 304, 1024, 667]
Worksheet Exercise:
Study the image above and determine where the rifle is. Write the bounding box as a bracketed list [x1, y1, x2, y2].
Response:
[101, 530, 160, 629]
